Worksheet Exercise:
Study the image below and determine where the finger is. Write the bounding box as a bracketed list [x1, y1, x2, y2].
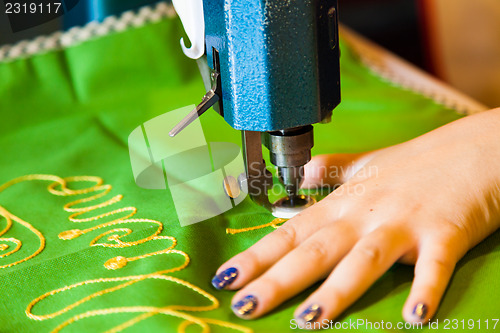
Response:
[229, 221, 358, 319]
[402, 240, 456, 323]
[212, 199, 342, 290]
[302, 152, 376, 188]
[293, 227, 413, 326]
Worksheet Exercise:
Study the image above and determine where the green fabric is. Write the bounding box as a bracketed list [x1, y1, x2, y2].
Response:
[0, 14, 498, 333]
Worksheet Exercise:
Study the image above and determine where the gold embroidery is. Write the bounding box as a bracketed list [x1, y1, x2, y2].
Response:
[0, 238, 21, 257]
[226, 218, 287, 235]
[0, 174, 252, 333]
[0, 174, 61, 269]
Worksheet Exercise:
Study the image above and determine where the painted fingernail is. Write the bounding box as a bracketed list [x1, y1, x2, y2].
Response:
[211, 267, 238, 290]
[413, 303, 428, 320]
[232, 295, 258, 316]
[295, 304, 322, 327]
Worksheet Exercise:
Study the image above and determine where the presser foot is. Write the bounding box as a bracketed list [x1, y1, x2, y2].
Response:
[271, 194, 316, 219]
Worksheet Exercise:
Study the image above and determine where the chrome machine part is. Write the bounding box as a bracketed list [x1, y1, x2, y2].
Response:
[272, 194, 316, 219]
[241, 131, 273, 209]
[169, 51, 223, 137]
[264, 125, 314, 201]
[169, 72, 221, 137]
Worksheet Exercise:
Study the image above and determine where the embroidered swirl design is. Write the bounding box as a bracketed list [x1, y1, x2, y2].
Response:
[0, 175, 251, 333]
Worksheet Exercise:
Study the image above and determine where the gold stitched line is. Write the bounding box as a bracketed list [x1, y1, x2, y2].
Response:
[0, 238, 22, 258]
[0, 211, 13, 237]
[226, 218, 287, 234]
[0, 175, 252, 333]
[26, 253, 193, 321]
[65, 194, 122, 212]
[179, 317, 254, 333]
[0, 174, 65, 268]
[0, 206, 46, 269]
[54, 308, 211, 333]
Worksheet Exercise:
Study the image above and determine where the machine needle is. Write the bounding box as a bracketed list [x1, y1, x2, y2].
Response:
[169, 89, 219, 137]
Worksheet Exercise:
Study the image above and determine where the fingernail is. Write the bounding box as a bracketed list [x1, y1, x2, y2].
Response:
[211, 267, 238, 290]
[295, 304, 322, 327]
[232, 295, 258, 316]
[412, 303, 428, 320]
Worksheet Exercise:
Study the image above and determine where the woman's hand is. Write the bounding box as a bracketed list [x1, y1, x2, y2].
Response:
[211, 108, 500, 327]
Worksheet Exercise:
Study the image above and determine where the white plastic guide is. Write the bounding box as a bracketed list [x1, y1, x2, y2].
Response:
[172, 0, 205, 59]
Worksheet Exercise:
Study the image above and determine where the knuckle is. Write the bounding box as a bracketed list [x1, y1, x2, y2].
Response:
[254, 276, 283, 298]
[235, 248, 261, 272]
[329, 286, 346, 301]
[428, 257, 455, 275]
[354, 242, 383, 265]
[300, 239, 328, 261]
[273, 225, 297, 247]
[444, 221, 471, 247]
[318, 286, 346, 306]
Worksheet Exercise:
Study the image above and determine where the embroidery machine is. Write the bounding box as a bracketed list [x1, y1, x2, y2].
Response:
[170, 0, 341, 215]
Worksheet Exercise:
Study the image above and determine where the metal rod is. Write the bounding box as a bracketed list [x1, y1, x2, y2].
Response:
[169, 90, 219, 137]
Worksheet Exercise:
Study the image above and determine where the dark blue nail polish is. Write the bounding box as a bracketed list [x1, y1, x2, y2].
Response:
[296, 304, 322, 327]
[232, 295, 258, 316]
[211, 267, 238, 290]
[413, 303, 428, 320]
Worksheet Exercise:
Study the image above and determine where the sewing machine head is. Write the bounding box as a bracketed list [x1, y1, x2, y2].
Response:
[170, 0, 341, 215]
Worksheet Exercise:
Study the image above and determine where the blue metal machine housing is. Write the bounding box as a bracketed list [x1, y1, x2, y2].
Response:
[203, 0, 341, 132]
